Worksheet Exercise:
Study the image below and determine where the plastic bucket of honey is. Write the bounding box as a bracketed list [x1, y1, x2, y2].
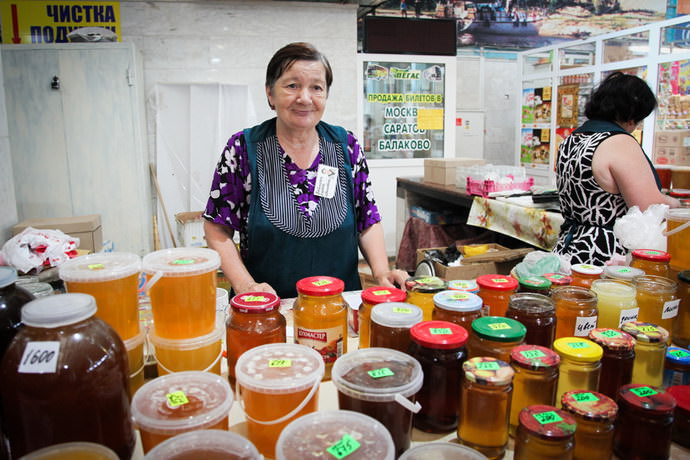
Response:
[235, 343, 325, 459]
[124, 327, 146, 397]
[665, 208, 690, 272]
[144, 429, 262, 460]
[18, 442, 119, 460]
[142, 248, 220, 339]
[59, 252, 141, 340]
[148, 326, 223, 376]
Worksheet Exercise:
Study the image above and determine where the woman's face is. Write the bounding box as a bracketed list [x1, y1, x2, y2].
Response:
[266, 59, 328, 133]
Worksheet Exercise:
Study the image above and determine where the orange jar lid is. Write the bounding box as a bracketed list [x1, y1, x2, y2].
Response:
[632, 249, 671, 262]
[361, 286, 406, 305]
[296, 276, 344, 296]
[476, 274, 518, 291]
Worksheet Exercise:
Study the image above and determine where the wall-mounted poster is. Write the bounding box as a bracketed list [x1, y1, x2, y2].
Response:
[534, 87, 552, 124]
[521, 128, 550, 165]
[521, 88, 535, 123]
[557, 84, 579, 127]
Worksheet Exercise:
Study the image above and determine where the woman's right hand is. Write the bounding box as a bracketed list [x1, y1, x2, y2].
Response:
[235, 281, 277, 295]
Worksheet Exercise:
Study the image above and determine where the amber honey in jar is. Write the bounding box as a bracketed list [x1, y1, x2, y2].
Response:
[602, 265, 645, 282]
[410, 320, 468, 433]
[552, 286, 598, 339]
[667, 385, 690, 448]
[370, 302, 423, 353]
[570, 264, 603, 289]
[358, 286, 406, 349]
[467, 316, 526, 362]
[663, 346, 690, 388]
[448, 279, 480, 294]
[590, 279, 637, 330]
[630, 249, 672, 278]
[509, 345, 560, 435]
[543, 273, 572, 287]
[517, 276, 552, 295]
[226, 292, 286, 386]
[513, 405, 576, 460]
[476, 274, 519, 317]
[621, 321, 669, 387]
[458, 357, 515, 460]
[506, 293, 556, 348]
[294, 276, 347, 380]
[405, 276, 447, 321]
[632, 275, 679, 339]
[560, 390, 617, 460]
[553, 337, 603, 403]
[613, 384, 676, 460]
[674, 271, 690, 348]
[587, 328, 635, 399]
[432, 290, 483, 331]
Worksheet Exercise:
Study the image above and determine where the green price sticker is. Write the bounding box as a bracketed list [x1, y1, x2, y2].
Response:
[243, 295, 269, 302]
[87, 263, 105, 270]
[172, 259, 195, 265]
[580, 265, 595, 270]
[600, 330, 622, 338]
[429, 328, 452, 335]
[327, 434, 361, 459]
[417, 277, 435, 284]
[392, 307, 412, 314]
[269, 359, 292, 368]
[312, 279, 333, 287]
[670, 349, 690, 359]
[488, 323, 511, 331]
[520, 349, 546, 359]
[567, 341, 588, 349]
[450, 293, 470, 300]
[572, 392, 600, 403]
[638, 325, 658, 333]
[618, 268, 631, 273]
[477, 361, 501, 371]
[641, 250, 662, 255]
[368, 367, 395, 379]
[166, 391, 189, 408]
[492, 278, 509, 283]
[629, 386, 659, 398]
[372, 290, 391, 296]
[550, 274, 564, 279]
[533, 411, 564, 425]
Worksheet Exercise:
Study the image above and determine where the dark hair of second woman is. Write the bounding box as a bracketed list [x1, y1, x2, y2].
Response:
[584, 71, 657, 124]
[265, 42, 333, 92]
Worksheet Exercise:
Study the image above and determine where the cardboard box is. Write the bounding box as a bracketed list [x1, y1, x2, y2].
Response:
[12, 215, 102, 252]
[175, 211, 206, 248]
[423, 158, 485, 186]
[415, 244, 532, 280]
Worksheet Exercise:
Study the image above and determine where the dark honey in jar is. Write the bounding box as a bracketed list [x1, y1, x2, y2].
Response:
[506, 293, 556, 348]
[588, 328, 635, 399]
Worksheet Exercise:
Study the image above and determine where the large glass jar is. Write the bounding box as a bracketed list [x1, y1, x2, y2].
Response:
[506, 293, 556, 348]
[508, 344, 560, 435]
[226, 292, 286, 386]
[358, 286, 406, 349]
[410, 320, 468, 432]
[561, 390, 617, 460]
[667, 385, 690, 448]
[674, 271, 690, 348]
[590, 279, 637, 330]
[0, 266, 34, 360]
[458, 357, 514, 460]
[602, 265, 645, 282]
[370, 302, 423, 353]
[517, 276, 552, 295]
[621, 321, 669, 387]
[613, 384, 676, 460]
[553, 337, 603, 403]
[663, 346, 690, 388]
[294, 276, 347, 380]
[630, 249, 672, 278]
[513, 405, 576, 460]
[432, 290, 483, 331]
[588, 328, 636, 399]
[570, 264, 603, 289]
[552, 286, 598, 339]
[476, 274, 518, 316]
[467, 316, 526, 362]
[405, 276, 447, 321]
[633, 275, 678, 340]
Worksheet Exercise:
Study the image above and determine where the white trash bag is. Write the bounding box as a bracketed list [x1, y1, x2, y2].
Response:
[613, 204, 668, 252]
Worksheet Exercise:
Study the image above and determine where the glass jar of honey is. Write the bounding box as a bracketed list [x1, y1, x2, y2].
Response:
[613, 384, 676, 460]
[370, 302, 423, 353]
[432, 290, 483, 331]
[543, 273, 572, 287]
[633, 275, 678, 339]
[448, 279, 480, 294]
[358, 286, 406, 349]
[663, 346, 690, 388]
[621, 321, 669, 387]
[226, 292, 286, 386]
[553, 337, 603, 403]
[410, 320, 468, 433]
[561, 390, 617, 460]
[513, 405, 576, 460]
[602, 265, 645, 282]
[630, 249, 672, 278]
[570, 264, 603, 289]
[476, 274, 518, 316]
[587, 328, 635, 399]
[518, 276, 552, 295]
[405, 276, 447, 321]
[467, 316, 526, 362]
[459, 357, 515, 460]
[667, 385, 690, 448]
[506, 293, 556, 348]
[294, 276, 347, 380]
[552, 286, 598, 339]
[674, 271, 690, 348]
[590, 279, 637, 330]
[509, 345, 560, 435]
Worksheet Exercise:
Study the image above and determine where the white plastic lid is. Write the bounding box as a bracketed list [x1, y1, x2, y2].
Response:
[235, 343, 325, 394]
[21, 293, 97, 328]
[398, 442, 489, 459]
[603, 265, 645, 281]
[331, 347, 423, 402]
[144, 429, 261, 460]
[433, 290, 483, 312]
[571, 263, 604, 276]
[19, 442, 119, 460]
[0, 266, 17, 288]
[275, 410, 395, 460]
[142, 248, 220, 277]
[371, 302, 423, 328]
[148, 326, 223, 351]
[131, 371, 233, 435]
[59, 252, 141, 283]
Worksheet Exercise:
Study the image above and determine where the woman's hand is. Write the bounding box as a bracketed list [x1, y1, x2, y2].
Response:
[234, 281, 277, 295]
[375, 269, 410, 289]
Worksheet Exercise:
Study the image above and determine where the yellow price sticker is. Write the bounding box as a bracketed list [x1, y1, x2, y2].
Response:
[166, 391, 189, 408]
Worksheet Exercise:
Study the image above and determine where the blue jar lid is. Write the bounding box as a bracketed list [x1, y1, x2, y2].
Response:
[433, 290, 483, 312]
[667, 347, 690, 365]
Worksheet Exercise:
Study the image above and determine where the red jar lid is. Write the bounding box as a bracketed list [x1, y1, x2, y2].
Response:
[361, 286, 406, 305]
[561, 390, 618, 421]
[510, 345, 560, 370]
[542, 273, 572, 285]
[618, 384, 676, 415]
[476, 274, 518, 291]
[632, 249, 671, 262]
[667, 385, 690, 412]
[230, 292, 280, 313]
[296, 276, 344, 296]
[588, 328, 635, 351]
[518, 405, 577, 440]
[410, 320, 468, 349]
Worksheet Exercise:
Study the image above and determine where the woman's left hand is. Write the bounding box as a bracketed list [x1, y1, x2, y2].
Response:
[375, 269, 410, 289]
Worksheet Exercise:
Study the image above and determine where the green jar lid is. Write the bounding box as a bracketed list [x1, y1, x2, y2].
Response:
[471, 316, 526, 342]
[519, 276, 552, 290]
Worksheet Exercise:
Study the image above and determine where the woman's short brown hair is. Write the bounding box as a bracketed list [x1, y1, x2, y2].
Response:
[265, 42, 333, 93]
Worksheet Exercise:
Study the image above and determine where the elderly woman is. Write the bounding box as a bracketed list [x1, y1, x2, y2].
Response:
[553, 72, 680, 265]
[203, 42, 407, 298]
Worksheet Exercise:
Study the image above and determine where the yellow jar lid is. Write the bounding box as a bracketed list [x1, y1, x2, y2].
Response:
[553, 337, 603, 362]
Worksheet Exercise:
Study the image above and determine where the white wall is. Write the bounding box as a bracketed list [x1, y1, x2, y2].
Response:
[0, 48, 18, 243]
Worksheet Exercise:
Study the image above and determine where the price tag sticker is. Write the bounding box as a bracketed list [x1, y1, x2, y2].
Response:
[18, 341, 60, 374]
[416, 277, 435, 284]
[488, 323, 511, 331]
[629, 386, 659, 398]
[670, 349, 690, 359]
[368, 367, 395, 379]
[477, 361, 500, 371]
[618, 268, 631, 273]
[327, 434, 360, 459]
[492, 278, 509, 283]
[572, 392, 600, 403]
[243, 295, 269, 302]
[172, 259, 195, 265]
[269, 359, 292, 368]
[520, 349, 546, 359]
[600, 330, 622, 338]
[312, 279, 333, 287]
[638, 325, 658, 333]
[429, 328, 452, 335]
[567, 341, 588, 349]
[87, 263, 105, 270]
[533, 411, 563, 425]
[550, 274, 564, 279]
[450, 293, 470, 300]
[392, 307, 412, 314]
[372, 290, 391, 296]
[580, 265, 595, 270]
[166, 391, 189, 408]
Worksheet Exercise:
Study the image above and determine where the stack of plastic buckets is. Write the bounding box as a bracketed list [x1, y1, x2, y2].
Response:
[142, 248, 223, 376]
[59, 252, 145, 396]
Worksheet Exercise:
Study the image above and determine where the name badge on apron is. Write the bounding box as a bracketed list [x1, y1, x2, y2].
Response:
[315, 165, 338, 199]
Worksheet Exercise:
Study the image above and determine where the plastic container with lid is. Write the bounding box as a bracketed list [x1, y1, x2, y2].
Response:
[674, 271, 690, 348]
[590, 279, 637, 330]
[432, 290, 483, 331]
[294, 276, 347, 380]
[505, 293, 556, 348]
[144, 430, 262, 460]
[149, 326, 224, 376]
[570, 264, 603, 289]
[399, 442, 489, 459]
[553, 337, 603, 403]
[448, 279, 480, 294]
[405, 276, 448, 321]
[226, 292, 286, 386]
[143, 248, 220, 339]
[621, 321, 669, 387]
[358, 286, 406, 349]
[666, 207, 690, 272]
[630, 249, 672, 278]
[19, 282, 54, 299]
[19, 442, 119, 460]
[664, 346, 690, 388]
[467, 316, 526, 362]
[542, 273, 572, 287]
[508, 345, 561, 435]
[131, 370, 233, 453]
[124, 327, 147, 396]
[458, 357, 514, 460]
[59, 252, 141, 340]
[513, 405, 576, 460]
[369, 302, 422, 353]
[0, 294, 134, 459]
[476, 274, 519, 316]
[667, 385, 690, 448]
[602, 265, 645, 282]
[588, 328, 636, 399]
[331, 347, 423, 458]
[632, 275, 678, 339]
[560, 390, 617, 460]
[552, 286, 598, 339]
[409, 320, 468, 432]
[613, 384, 676, 460]
[518, 276, 552, 295]
[0, 266, 34, 360]
[275, 410, 395, 460]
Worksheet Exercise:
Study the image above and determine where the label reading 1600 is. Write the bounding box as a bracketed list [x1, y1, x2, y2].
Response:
[18, 341, 60, 374]
[327, 434, 361, 459]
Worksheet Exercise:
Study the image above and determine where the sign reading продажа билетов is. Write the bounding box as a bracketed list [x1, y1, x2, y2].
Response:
[0, 0, 120, 44]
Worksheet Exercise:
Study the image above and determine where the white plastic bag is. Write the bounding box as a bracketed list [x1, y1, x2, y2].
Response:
[1, 227, 79, 274]
[613, 204, 668, 252]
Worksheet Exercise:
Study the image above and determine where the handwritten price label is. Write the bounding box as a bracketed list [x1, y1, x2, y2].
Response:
[392, 307, 412, 314]
[629, 386, 659, 398]
[533, 411, 563, 425]
[312, 279, 333, 286]
[670, 349, 690, 359]
[327, 434, 360, 459]
[172, 259, 194, 265]
[600, 330, 622, 339]
[567, 341, 588, 349]
[572, 392, 599, 403]
[492, 278, 509, 283]
[269, 359, 292, 368]
[87, 263, 105, 270]
[429, 328, 452, 335]
[368, 367, 395, 379]
[638, 325, 658, 333]
[18, 341, 60, 374]
[372, 290, 391, 296]
[166, 391, 189, 408]
[450, 293, 470, 300]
